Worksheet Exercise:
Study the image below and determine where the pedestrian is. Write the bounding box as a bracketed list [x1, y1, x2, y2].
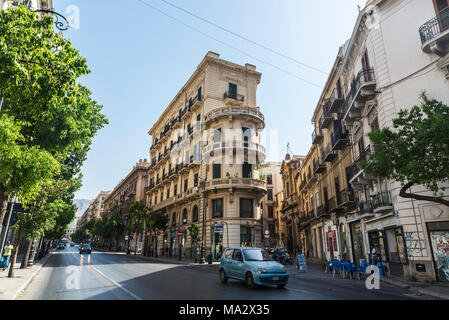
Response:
[2, 241, 13, 271]
[370, 246, 377, 265]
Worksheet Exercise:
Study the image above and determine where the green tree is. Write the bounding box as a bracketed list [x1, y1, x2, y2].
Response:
[0, 7, 107, 233]
[127, 201, 148, 254]
[361, 94, 449, 207]
[188, 224, 200, 259]
[148, 210, 168, 257]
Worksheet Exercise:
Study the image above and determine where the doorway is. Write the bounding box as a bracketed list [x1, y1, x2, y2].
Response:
[427, 221, 449, 282]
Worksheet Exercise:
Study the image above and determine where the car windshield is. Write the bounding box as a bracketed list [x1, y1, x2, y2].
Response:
[243, 249, 272, 261]
[83, 244, 91, 248]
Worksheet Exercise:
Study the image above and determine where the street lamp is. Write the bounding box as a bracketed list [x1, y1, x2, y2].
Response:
[199, 180, 206, 264]
[124, 214, 130, 255]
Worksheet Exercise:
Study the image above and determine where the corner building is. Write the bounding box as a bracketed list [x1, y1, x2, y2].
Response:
[146, 52, 267, 259]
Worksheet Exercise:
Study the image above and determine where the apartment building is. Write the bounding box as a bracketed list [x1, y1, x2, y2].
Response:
[273, 191, 285, 249]
[146, 52, 267, 260]
[297, 0, 449, 283]
[0, 0, 52, 10]
[259, 162, 282, 248]
[280, 154, 304, 253]
[103, 160, 150, 252]
[76, 191, 110, 230]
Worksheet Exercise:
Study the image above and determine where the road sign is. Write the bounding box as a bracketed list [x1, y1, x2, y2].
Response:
[214, 223, 223, 233]
[264, 230, 270, 238]
[177, 230, 183, 237]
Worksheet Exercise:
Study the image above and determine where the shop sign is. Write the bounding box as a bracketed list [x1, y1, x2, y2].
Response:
[264, 230, 270, 238]
[214, 224, 223, 233]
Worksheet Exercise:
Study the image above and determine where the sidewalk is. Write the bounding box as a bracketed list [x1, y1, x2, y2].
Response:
[302, 261, 449, 300]
[0, 252, 52, 300]
[93, 247, 221, 266]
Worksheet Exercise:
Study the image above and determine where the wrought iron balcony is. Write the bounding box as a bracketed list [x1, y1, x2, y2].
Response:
[314, 161, 327, 174]
[224, 91, 245, 103]
[419, 7, 449, 55]
[359, 200, 373, 214]
[341, 68, 377, 123]
[319, 100, 333, 130]
[326, 197, 338, 213]
[329, 87, 344, 113]
[323, 145, 338, 162]
[371, 191, 393, 213]
[331, 120, 350, 150]
[311, 128, 323, 145]
[336, 188, 356, 208]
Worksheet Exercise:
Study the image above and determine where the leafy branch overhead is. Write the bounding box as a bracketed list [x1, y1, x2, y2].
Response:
[360, 95, 449, 207]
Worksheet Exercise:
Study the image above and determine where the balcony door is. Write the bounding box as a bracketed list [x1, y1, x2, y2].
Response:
[229, 83, 237, 99]
[361, 50, 372, 82]
[434, 0, 449, 32]
[434, 0, 449, 15]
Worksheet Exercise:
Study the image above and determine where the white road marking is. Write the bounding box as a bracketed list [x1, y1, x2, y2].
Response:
[70, 252, 143, 300]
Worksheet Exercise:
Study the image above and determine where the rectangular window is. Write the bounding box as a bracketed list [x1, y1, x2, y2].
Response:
[184, 179, 188, 192]
[240, 198, 254, 218]
[212, 198, 223, 218]
[267, 174, 273, 185]
[213, 163, 221, 179]
[160, 193, 163, 202]
[242, 127, 251, 143]
[242, 162, 252, 178]
[213, 128, 222, 142]
[166, 188, 170, 199]
[268, 205, 274, 218]
[229, 83, 237, 99]
[267, 189, 273, 201]
[194, 173, 199, 187]
[174, 184, 177, 196]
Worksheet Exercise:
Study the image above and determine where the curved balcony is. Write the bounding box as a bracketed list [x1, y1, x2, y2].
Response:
[204, 106, 265, 129]
[342, 68, 377, 124]
[419, 8, 449, 55]
[202, 140, 266, 163]
[205, 177, 267, 194]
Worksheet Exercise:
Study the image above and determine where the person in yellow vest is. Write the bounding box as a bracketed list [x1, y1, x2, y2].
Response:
[2, 241, 13, 271]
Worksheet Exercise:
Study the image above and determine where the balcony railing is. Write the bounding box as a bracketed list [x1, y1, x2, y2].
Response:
[359, 200, 373, 214]
[312, 128, 323, 145]
[204, 178, 266, 192]
[323, 145, 338, 162]
[419, 7, 449, 52]
[224, 91, 245, 102]
[204, 106, 265, 128]
[329, 87, 344, 113]
[371, 191, 393, 212]
[331, 120, 350, 150]
[341, 68, 376, 122]
[319, 100, 333, 130]
[203, 140, 266, 160]
[336, 188, 356, 207]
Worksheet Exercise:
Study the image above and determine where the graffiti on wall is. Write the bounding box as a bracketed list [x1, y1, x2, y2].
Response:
[404, 232, 425, 257]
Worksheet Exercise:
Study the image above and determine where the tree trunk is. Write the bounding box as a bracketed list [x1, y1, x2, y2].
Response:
[155, 230, 158, 258]
[20, 239, 32, 269]
[400, 181, 449, 207]
[8, 229, 23, 278]
[0, 185, 8, 237]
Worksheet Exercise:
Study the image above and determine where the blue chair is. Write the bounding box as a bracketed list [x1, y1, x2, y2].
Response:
[332, 259, 343, 278]
[340, 260, 351, 279]
[325, 261, 333, 273]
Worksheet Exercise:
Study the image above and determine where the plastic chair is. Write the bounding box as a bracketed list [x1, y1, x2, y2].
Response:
[325, 261, 333, 273]
[332, 259, 343, 278]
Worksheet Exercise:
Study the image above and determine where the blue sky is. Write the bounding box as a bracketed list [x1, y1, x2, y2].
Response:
[54, 0, 366, 200]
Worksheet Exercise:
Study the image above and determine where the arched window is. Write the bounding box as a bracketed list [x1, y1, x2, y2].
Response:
[192, 205, 199, 222]
[172, 212, 177, 226]
[182, 209, 188, 224]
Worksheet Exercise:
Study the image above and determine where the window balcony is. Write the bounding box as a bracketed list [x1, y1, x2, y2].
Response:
[313, 161, 327, 174]
[341, 68, 377, 124]
[331, 121, 350, 151]
[319, 100, 333, 130]
[203, 140, 266, 163]
[359, 200, 373, 214]
[371, 191, 393, 213]
[189, 94, 204, 113]
[311, 128, 323, 145]
[323, 145, 338, 162]
[317, 205, 329, 217]
[224, 91, 245, 105]
[419, 7, 449, 56]
[204, 106, 265, 130]
[336, 188, 356, 208]
[204, 178, 267, 194]
[329, 87, 345, 113]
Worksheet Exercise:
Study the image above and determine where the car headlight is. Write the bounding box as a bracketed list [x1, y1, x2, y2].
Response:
[257, 268, 268, 274]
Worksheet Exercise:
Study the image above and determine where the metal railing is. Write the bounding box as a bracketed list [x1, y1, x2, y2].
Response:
[371, 191, 392, 210]
[224, 91, 244, 102]
[204, 106, 264, 123]
[341, 68, 376, 118]
[419, 7, 449, 44]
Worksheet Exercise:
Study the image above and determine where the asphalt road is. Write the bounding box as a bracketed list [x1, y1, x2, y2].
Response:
[18, 246, 431, 300]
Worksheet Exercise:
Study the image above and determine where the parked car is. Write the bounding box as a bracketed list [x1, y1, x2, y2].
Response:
[219, 247, 288, 288]
[57, 243, 65, 250]
[70, 242, 75, 247]
[79, 243, 92, 254]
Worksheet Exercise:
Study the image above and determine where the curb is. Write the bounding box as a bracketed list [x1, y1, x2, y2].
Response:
[380, 278, 410, 289]
[12, 252, 52, 300]
[380, 278, 449, 300]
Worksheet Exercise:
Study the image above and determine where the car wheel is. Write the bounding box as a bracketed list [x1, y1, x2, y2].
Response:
[277, 284, 286, 289]
[246, 272, 255, 289]
[220, 269, 228, 284]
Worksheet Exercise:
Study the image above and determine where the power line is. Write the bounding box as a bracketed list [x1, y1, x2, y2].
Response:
[159, 0, 329, 75]
[136, 0, 323, 89]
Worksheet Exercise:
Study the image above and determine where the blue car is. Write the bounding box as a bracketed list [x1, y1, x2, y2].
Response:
[219, 247, 289, 288]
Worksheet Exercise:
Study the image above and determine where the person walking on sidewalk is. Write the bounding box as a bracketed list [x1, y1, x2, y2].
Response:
[2, 241, 13, 271]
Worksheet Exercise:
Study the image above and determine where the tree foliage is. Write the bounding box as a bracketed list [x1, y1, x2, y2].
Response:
[361, 95, 449, 206]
